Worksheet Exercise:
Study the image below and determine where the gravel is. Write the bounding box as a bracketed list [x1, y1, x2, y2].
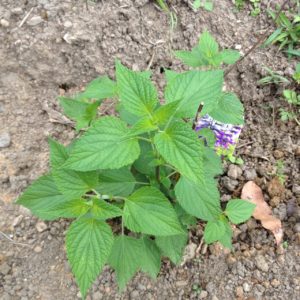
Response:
[0, 132, 11, 148]
[255, 255, 269, 272]
[227, 164, 243, 179]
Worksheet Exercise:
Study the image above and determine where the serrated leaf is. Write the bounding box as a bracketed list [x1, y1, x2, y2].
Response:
[66, 218, 113, 298]
[53, 169, 98, 198]
[204, 220, 226, 244]
[129, 117, 157, 136]
[48, 138, 69, 169]
[63, 116, 140, 171]
[116, 61, 158, 117]
[218, 218, 233, 249]
[124, 187, 183, 236]
[90, 198, 123, 220]
[153, 100, 181, 127]
[164, 69, 179, 83]
[16, 175, 74, 220]
[202, 147, 223, 177]
[197, 128, 216, 148]
[175, 176, 222, 221]
[204, 93, 244, 125]
[174, 203, 197, 227]
[140, 237, 161, 278]
[133, 140, 156, 176]
[155, 232, 188, 264]
[165, 70, 223, 118]
[154, 122, 203, 183]
[174, 48, 205, 67]
[51, 198, 91, 218]
[218, 49, 240, 65]
[96, 168, 136, 197]
[59, 97, 100, 131]
[198, 31, 219, 60]
[108, 235, 142, 290]
[225, 199, 256, 224]
[74, 76, 117, 101]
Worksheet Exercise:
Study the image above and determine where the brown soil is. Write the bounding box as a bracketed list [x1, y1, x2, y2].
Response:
[0, 1, 299, 299]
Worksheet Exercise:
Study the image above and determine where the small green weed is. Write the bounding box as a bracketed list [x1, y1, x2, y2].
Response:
[258, 67, 290, 85]
[192, 0, 214, 11]
[279, 89, 300, 125]
[234, 0, 261, 16]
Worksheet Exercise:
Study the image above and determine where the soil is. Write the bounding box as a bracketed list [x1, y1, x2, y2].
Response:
[0, 0, 299, 299]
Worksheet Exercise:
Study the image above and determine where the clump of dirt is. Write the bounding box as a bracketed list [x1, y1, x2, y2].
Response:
[0, 0, 299, 299]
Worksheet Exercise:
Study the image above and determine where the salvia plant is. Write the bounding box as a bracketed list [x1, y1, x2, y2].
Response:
[17, 32, 255, 299]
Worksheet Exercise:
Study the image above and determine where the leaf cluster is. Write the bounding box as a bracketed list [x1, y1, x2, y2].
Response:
[16, 32, 253, 298]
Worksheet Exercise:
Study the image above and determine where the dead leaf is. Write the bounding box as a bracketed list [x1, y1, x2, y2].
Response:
[241, 181, 283, 245]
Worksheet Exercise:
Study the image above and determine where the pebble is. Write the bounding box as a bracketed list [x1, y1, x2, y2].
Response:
[64, 21, 73, 28]
[236, 286, 243, 298]
[11, 7, 23, 15]
[0, 19, 10, 27]
[255, 255, 269, 272]
[93, 291, 103, 300]
[294, 223, 300, 233]
[27, 16, 44, 26]
[199, 290, 208, 299]
[35, 221, 47, 233]
[235, 44, 242, 50]
[244, 168, 257, 180]
[222, 176, 239, 191]
[273, 149, 284, 159]
[292, 184, 300, 195]
[34, 246, 42, 253]
[12, 215, 23, 227]
[295, 146, 300, 157]
[271, 278, 280, 287]
[227, 164, 242, 179]
[0, 132, 11, 148]
[0, 263, 11, 275]
[130, 290, 140, 298]
[243, 282, 251, 292]
[270, 196, 281, 207]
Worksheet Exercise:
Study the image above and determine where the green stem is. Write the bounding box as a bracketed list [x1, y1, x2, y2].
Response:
[137, 136, 152, 143]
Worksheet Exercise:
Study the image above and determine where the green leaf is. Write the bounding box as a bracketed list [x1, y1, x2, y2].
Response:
[116, 103, 140, 125]
[285, 49, 300, 57]
[16, 175, 74, 220]
[174, 48, 205, 68]
[218, 218, 233, 249]
[153, 100, 181, 127]
[48, 138, 69, 169]
[202, 147, 223, 177]
[155, 232, 188, 264]
[164, 69, 179, 83]
[108, 235, 142, 290]
[218, 49, 240, 65]
[204, 93, 244, 125]
[175, 176, 222, 221]
[63, 116, 140, 171]
[225, 199, 256, 224]
[66, 218, 113, 298]
[174, 203, 197, 227]
[133, 140, 156, 176]
[140, 237, 161, 278]
[154, 122, 203, 183]
[262, 28, 282, 47]
[204, 220, 226, 244]
[116, 61, 158, 117]
[198, 31, 219, 59]
[198, 128, 216, 148]
[53, 169, 98, 198]
[90, 198, 123, 220]
[124, 187, 183, 236]
[129, 117, 157, 136]
[74, 76, 117, 101]
[165, 70, 223, 118]
[59, 97, 100, 131]
[96, 168, 136, 197]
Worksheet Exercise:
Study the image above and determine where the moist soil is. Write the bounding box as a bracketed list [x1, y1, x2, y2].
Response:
[0, 0, 299, 299]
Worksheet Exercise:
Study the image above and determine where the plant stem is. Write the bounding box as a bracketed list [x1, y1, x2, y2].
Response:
[137, 136, 152, 143]
[156, 165, 160, 183]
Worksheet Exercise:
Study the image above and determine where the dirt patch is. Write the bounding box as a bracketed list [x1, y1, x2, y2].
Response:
[1, 0, 299, 299]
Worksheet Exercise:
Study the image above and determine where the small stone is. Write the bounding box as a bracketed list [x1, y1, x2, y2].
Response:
[273, 150, 284, 159]
[268, 177, 285, 198]
[11, 7, 23, 15]
[226, 254, 237, 265]
[12, 215, 23, 227]
[294, 223, 300, 233]
[243, 282, 251, 292]
[295, 146, 300, 157]
[255, 255, 269, 272]
[35, 221, 47, 233]
[270, 196, 281, 207]
[211, 296, 219, 300]
[175, 280, 188, 287]
[199, 290, 208, 299]
[222, 176, 239, 191]
[0, 132, 11, 148]
[27, 16, 44, 26]
[292, 184, 300, 195]
[0, 262, 11, 275]
[244, 168, 257, 181]
[34, 246, 42, 253]
[130, 290, 139, 298]
[271, 279, 280, 287]
[93, 291, 103, 300]
[227, 164, 243, 179]
[0, 19, 9, 27]
[181, 242, 197, 264]
[236, 286, 243, 298]
[235, 45, 242, 50]
[63, 21, 73, 28]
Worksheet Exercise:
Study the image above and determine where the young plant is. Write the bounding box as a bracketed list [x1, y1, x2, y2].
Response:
[293, 63, 300, 84]
[258, 66, 290, 85]
[16, 33, 255, 299]
[279, 89, 300, 125]
[192, 0, 214, 12]
[155, 0, 177, 29]
[174, 31, 240, 68]
[263, 10, 300, 56]
[234, 0, 261, 16]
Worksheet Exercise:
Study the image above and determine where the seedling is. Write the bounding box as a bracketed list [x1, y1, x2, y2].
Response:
[16, 32, 255, 299]
[279, 89, 300, 125]
[234, 0, 261, 16]
[156, 0, 177, 29]
[192, 0, 214, 12]
[258, 66, 290, 85]
[293, 63, 300, 83]
[263, 9, 300, 56]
